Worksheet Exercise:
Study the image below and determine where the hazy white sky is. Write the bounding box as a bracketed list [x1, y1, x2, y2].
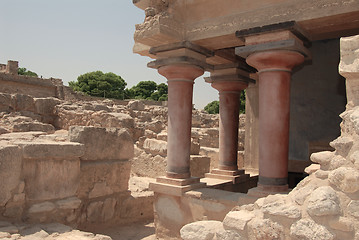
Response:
[0, 0, 217, 109]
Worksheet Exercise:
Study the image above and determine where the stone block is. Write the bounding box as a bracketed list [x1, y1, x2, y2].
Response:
[190, 155, 210, 178]
[328, 167, 359, 193]
[0, 93, 15, 112]
[69, 126, 134, 161]
[23, 158, 80, 201]
[290, 219, 334, 240]
[307, 186, 341, 216]
[34, 97, 61, 116]
[86, 198, 116, 223]
[0, 144, 22, 206]
[78, 160, 131, 198]
[247, 218, 284, 240]
[180, 220, 223, 240]
[56, 197, 82, 210]
[223, 210, 255, 232]
[190, 140, 200, 155]
[12, 122, 55, 133]
[28, 202, 56, 214]
[127, 100, 145, 111]
[18, 141, 84, 159]
[143, 138, 167, 157]
[14, 94, 35, 112]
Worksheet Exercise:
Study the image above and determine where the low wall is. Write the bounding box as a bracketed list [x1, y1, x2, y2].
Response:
[0, 73, 61, 98]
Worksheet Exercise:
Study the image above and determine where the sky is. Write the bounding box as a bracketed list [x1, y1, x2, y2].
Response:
[0, 0, 218, 109]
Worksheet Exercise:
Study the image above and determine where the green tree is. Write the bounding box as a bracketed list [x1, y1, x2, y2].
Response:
[125, 81, 168, 101]
[18, 67, 38, 77]
[69, 71, 127, 99]
[204, 90, 246, 114]
[204, 100, 219, 114]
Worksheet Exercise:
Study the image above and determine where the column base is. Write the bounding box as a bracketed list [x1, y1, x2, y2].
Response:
[247, 183, 289, 198]
[149, 176, 206, 197]
[205, 168, 249, 184]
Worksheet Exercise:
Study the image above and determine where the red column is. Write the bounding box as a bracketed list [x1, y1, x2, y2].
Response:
[158, 64, 204, 179]
[212, 81, 247, 171]
[246, 50, 304, 192]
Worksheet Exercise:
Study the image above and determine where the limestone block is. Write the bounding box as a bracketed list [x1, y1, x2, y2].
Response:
[215, 228, 243, 240]
[329, 155, 353, 170]
[127, 100, 145, 111]
[19, 141, 84, 159]
[262, 196, 301, 219]
[349, 151, 359, 168]
[28, 202, 56, 214]
[190, 140, 200, 155]
[347, 200, 359, 219]
[328, 167, 359, 193]
[146, 120, 164, 133]
[0, 145, 22, 206]
[105, 112, 135, 129]
[223, 210, 255, 232]
[143, 138, 167, 157]
[330, 136, 354, 157]
[86, 198, 116, 223]
[329, 217, 354, 232]
[310, 151, 334, 168]
[289, 183, 319, 205]
[12, 122, 55, 133]
[290, 218, 334, 240]
[315, 170, 329, 179]
[14, 94, 35, 112]
[23, 158, 80, 201]
[157, 131, 167, 141]
[247, 218, 284, 240]
[78, 160, 131, 198]
[304, 164, 320, 175]
[190, 155, 210, 178]
[307, 186, 341, 216]
[120, 193, 154, 222]
[89, 182, 114, 198]
[339, 35, 359, 76]
[69, 126, 134, 161]
[200, 147, 219, 169]
[180, 220, 223, 240]
[33, 97, 61, 116]
[349, 108, 359, 135]
[0, 93, 15, 112]
[56, 197, 82, 210]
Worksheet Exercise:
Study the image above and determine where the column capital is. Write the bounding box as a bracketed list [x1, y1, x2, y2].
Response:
[205, 66, 255, 92]
[147, 41, 213, 71]
[246, 50, 304, 73]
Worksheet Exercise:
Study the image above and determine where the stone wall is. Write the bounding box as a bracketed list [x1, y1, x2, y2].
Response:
[180, 34, 359, 240]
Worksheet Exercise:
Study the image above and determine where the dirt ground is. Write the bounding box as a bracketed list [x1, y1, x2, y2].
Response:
[93, 221, 156, 240]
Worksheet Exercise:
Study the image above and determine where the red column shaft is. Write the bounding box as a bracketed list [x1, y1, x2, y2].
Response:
[218, 91, 240, 170]
[246, 50, 304, 186]
[158, 65, 204, 179]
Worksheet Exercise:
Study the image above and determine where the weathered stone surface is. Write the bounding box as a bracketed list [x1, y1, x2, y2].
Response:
[146, 120, 164, 133]
[89, 182, 114, 198]
[347, 200, 359, 219]
[290, 219, 334, 240]
[28, 202, 56, 214]
[34, 97, 61, 116]
[14, 94, 35, 112]
[262, 198, 301, 219]
[190, 155, 210, 178]
[127, 100, 145, 111]
[310, 151, 334, 167]
[56, 197, 82, 210]
[69, 126, 134, 160]
[190, 140, 200, 155]
[329, 217, 354, 232]
[23, 158, 80, 201]
[12, 121, 55, 133]
[328, 167, 359, 193]
[180, 220, 222, 240]
[307, 186, 341, 216]
[304, 164, 320, 174]
[143, 138, 167, 157]
[215, 228, 243, 240]
[0, 144, 22, 206]
[223, 210, 255, 232]
[78, 160, 131, 198]
[19, 141, 84, 159]
[247, 218, 284, 240]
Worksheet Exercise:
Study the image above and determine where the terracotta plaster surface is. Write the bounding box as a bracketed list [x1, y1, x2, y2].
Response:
[212, 81, 248, 170]
[246, 50, 304, 186]
[158, 65, 204, 178]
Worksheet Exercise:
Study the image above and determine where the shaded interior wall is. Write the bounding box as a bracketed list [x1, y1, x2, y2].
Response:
[289, 38, 346, 161]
